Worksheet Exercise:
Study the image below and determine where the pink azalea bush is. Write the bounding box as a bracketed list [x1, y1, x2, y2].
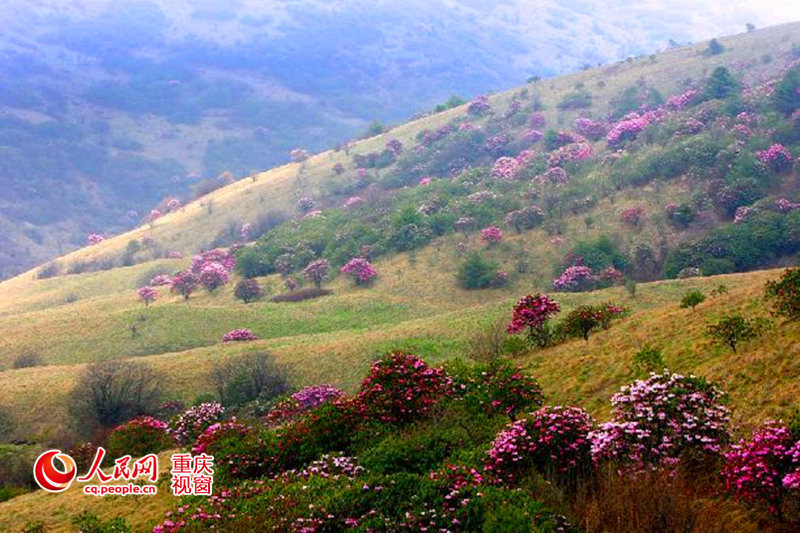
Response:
[529, 112, 546, 128]
[222, 329, 258, 342]
[385, 138, 403, 156]
[775, 198, 800, 213]
[523, 128, 543, 143]
[485, 406, 596, 483]
[191, 249, 236, 273]
[340, 257, 377, 286]
[574, 117, 606, 140]
[169, 402, 225, 446]
[483, 133, 509, 155]
[240, 223, 252, 240]
[620, 205, 648, 227]
[480, 225, 503, 245]
[198, 262, 230, 292]
[757, 143, 794, 172]
[543, 166, 568, 184]
[150, 274, 172, 286]
[149, 209, 163, 222]
[491, 156, 521, 179]
[107, 416, 174, 458]
[665, 88, 701, 110]
[138, 286, 157, 306]
[290, 148, 309, 162]
[418, 176, 432, 186]
[548, 142, 593, 167]
[357, 352, 451, 425]
[87, 233, 105, 245]
[553, 265, 597, 292]
[606, 110, 664, 148]
[303, 258, 331, 288]
[266, 385, 344, 426]
[721, 420, 800, 510]
[467, 94, 490, 115]
[734, 205, 756, 223]
[591, 371, 731, 470]
[170, 271, 198, 300]
[507, 293, 560, 346]
[503, 205, 545, 232]
[166, 198, 181, 211]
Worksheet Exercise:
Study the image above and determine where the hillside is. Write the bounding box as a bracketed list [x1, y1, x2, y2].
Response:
[2, 0, 798, 280]
[1, 22, 800, 532]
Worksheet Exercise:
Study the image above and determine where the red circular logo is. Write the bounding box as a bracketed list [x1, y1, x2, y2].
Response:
[33, 450, 77, 493]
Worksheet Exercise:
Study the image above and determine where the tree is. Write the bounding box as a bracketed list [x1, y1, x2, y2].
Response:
[705, 66, 739, 99]
[707, 314, 770, 352]
[303, 259, 331, 288]
[457, 253, 498, 290]
[234, 279, 263, 303]
[340, 257, 377, 286]
[680, 290, 706, 311]
[706, 38, 725, 55]
[69, 361, 163, 433]
[507, 293, 561, 347]
[774, 66, 800, 115]
[210, 352, 290, 408]
[765, 267, 800, 320]
[137, 286, 157, 306]
[563, 303, 625, 340]
[170, 271, 198, 300]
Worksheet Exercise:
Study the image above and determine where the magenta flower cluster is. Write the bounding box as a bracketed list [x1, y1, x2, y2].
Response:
[221, 328, 258, 342]
[166, 198, 181, 211]
[756, 143, 794, 172]
[138, 286, 157, 306]
[590, 371, 731, 470]
[485, 406, 596, 482]
[150, 274, 172, 286]
[620, 205, 648, 227]
[548, 142, 593, 167]
[574, 117, 606, 140]
[467, 94, 490, 115]
[480, 225, 503, 245]
[292, 385, 345, 410]
[169, 402, 225, 445]
[340, 257, 377, 285]
[523, 128, 543, 143]
[553, 265, 597, 292]
[290, 148, 309, 162]
[665, 88, 701, 110]
[507, 293, 560, 336]
[606, 110, 664, 148]
[87, 233, 105, 245]
[722, 421, 800, 509]
[491, 156, 521, 179]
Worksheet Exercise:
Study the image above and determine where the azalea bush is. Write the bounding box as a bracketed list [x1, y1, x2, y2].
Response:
[357, 352, 451, 425]
[507, 293, 561, 347]
[467, 94, 490, 115]
[169, 402, 225, 446]
[480, 225, 503, 245]
[107, 416, 174, 458]
[722, 420, 800, 511]
[553, 265, 597, 292]
[266, 385, 344, 426]
[340, 257, 377, 286]
[451, 359, 543, 420]
[756, 144, 793, 173]
[234, 279, 263, 303]
[562, 303, 626, 340]
[170, 271, 198, 300]
[86, 233, 104, 246]
[192, 420, 252, 455]
[303, 258, 330, 288]
[620, 205, 648, 228]
[504, 205, 544, 232]
[591, 371, 731, 470]
[137, 286, 157, 306]
[198, 262, 230, 292]
[485, 406, 596, 484]
[766, 267, 800, 320]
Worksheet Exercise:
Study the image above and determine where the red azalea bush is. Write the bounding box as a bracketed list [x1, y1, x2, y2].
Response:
[222, 329, 258, 342]
[562, 303, 626, 340]
[340, 257, 377, 286]
[722, 420, 800, 511]
[485, 406, 596, 483]
[507, 293, 561, 347]
[480, 225, 503, 245]
[107, 416, 174, 458]
[620, 205, 648, 227]
[591, 371, 731, 470]
[357, 352, 451, 425]
[266, 385, 345, 426]
[192, 420, 252, 455]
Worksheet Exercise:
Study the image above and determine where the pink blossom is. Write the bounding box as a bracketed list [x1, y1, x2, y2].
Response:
[480, 226, 503, 245]
[137, 286, 157, 306]
[86, 233, 105, 246]
[341, 257, 377, 285]
[222, 328, 258, 342]
[491, 156, 520, 179]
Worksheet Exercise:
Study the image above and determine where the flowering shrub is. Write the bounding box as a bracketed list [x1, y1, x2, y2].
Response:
[340, 257, 377, 286]
[483, 134, 509, 155]
[491, 156, 520, 179]
[775, 198, 800, 213]
[303, 259, 330, 288]
[357, 352, 451, 425]
[591, 371, 731, 469]
[707, 314, 770, 352]
[468, 190, 497, 203]
[480, 225, 503, 245]
[507, 293, 561, 347]
[149, 209, 163, 222]
[766, 267, 800, 320]
[150, 274, 172, 287]
[170, 271, 198, 300]
[137, 286, 157, 306]
[87, 233, 104, 245]
[418, 176, 432, 186]
[198, 262, 230, 292]
[192, 420, 252, 455]
[665, 88, 701, 110]
[240, 223, 252, 241]
[666, 202, 696, 228]
[599, 266, 623, 286]
[290, 148, 309, 162]
[166, 198, 181, 211]
[222, 329, 258, 342]
[529, 112, 546, 128]
[756, 144, 794, 173]
[453, 359, 543, 420]
[562, 303, 625, 340]
[547, 142, 593, 167]
[734, 205, 756, 223]
[266, 385, 345, 426]
[296, 196, 315, 214]
[722, 421, 800, 510]
[169, 402, 225, 446]
[544, 166, 568, 184]
[606, 111, 662, 147]
[234, 279, 263, 303]
[343, 196, 364, 208]
[486, 406, 596, 483]
[385, 138, 403, 156]
[467, 94, 490, 115]
[620, 205, 648, 227]
[191, 249, 235, 274]
[553, 265, 596, 292]
[503, 205, 545, 232]
[107, 416, 173, 458]
[523, 128, 543, 143]
[574, 117, 606, 140]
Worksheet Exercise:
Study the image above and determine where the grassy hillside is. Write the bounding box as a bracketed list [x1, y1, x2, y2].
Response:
[2, 23, 800, 531]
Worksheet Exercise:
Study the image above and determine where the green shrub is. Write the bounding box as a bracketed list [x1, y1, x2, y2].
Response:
[557, 89, 592, 110]
[210, 352, 290, 408]
[765, 267, 800, 320]
[705, 38, 725, 56]
[457, 253, 499, 290]
[774, 66, 800, 115]
[680, 290, 706, 311]
[705, 66, 739, 99]
[271, 287, 332, 302]
[107, 416, 173, 458]
[632, 346, 665, 376]
[71, 511, 131, 533]
[707, 314, 771, 352]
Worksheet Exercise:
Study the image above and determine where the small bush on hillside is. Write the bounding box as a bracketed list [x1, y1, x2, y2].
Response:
[666, 202, 696, 228]
[450, 359, 543, 421]
[506, 293, 561, 347]
[562, 303, 626, 341]
[303, 258, 330, 288]
[271, 287, 332, 302]
[210, 352, 290, 409]
[774, 65, 800, 115]
[557, 89, 592, 110]
[766, 267, 800, 320]
[169, 402, 225, 446]
[71, 512, 132, 533]
[107, 416, 174, 458]
[680, 290, 706, 311]
[707, 314, 771, 352]
[705, 38, 725, 56]
[457, 253, 500, 290]
[12, 353, 43, 369]
[36, 261, 60, 279]
[705, 66, 739, 99]
[170, 271, 198, 300]
[632, 346, 665, 376]
[69, 361, 163, 433]
[340, 257, 377, 286]
[234, 279, 263, 303]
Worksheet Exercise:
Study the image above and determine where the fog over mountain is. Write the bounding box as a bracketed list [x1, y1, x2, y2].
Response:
[0, 0, 798, 279]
